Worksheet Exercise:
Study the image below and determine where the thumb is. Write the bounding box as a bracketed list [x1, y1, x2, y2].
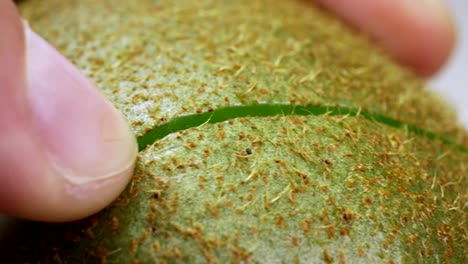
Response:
[0, 1, 137, 222]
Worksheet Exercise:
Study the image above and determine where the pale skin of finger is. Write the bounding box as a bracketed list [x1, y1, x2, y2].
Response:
[0, 0, 137, 222]
[314, 0, 456, 76]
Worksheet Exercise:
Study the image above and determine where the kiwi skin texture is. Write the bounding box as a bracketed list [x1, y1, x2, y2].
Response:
[7, 0, 467, 263]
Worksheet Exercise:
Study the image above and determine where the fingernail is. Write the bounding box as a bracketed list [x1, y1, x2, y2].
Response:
[23, 22, 137, 185]
[422, 0, 451, 16]
[401, 0, 456, 75]
[409, 0, 453, 23]
[422, 0, 456, 34]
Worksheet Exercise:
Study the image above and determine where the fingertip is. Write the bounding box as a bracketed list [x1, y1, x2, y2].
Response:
[314, 0, 456, 77]
[0, 156, 136, 222]
[40, 160, 137, 222]
[395, 0, 456, 76]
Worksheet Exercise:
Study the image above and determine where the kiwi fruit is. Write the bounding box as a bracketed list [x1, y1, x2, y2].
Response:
[4, 0, 467, 263]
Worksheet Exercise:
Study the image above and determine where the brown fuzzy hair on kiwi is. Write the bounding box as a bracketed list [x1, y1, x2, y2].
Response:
[3, 0, 467, 263]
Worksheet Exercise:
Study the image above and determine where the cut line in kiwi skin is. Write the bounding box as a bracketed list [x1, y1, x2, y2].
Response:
[136, 104, 467, 153]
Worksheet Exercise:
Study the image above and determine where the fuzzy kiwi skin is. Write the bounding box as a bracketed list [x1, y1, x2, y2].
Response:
[5, 0, 467, 263]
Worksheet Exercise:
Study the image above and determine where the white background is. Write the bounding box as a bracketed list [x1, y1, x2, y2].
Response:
[431, 0, 468, 128]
